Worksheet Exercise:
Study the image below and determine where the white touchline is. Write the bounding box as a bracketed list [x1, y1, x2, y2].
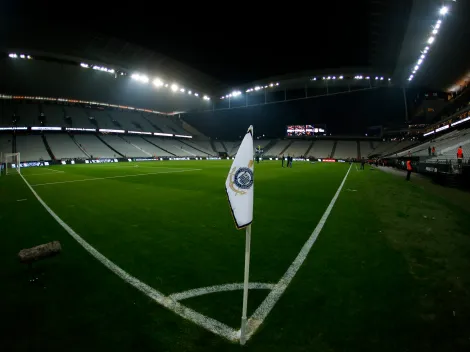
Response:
[18, 172, 239, 342]
[44, 168, 65, 173]
[244, 163, 352, 340]
[169, 283, 275, 302]
[30, 169, 202, 187]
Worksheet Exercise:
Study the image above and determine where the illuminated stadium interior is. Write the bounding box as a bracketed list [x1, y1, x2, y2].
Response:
[2, 1, 470, 351]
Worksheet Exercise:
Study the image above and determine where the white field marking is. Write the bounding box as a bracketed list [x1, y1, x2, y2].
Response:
[18, 172, 239, 342]
[8, 171, 64, 176]
[169, 283, 275, 302]
[16, 199, 27, 202]
[244, 163, 352, 340]
[44, 168, 65, 173]
[30, 169, 202, 187]
[355, 164, 358, 171]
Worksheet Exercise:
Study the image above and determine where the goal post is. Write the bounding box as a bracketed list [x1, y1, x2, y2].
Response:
[1, 152, 21, 176]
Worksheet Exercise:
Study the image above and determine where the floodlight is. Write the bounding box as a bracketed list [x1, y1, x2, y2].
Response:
[131, 73, 140, 80]
[435, 23, 441, 29]
[388, 78, 391, 81]
[194, 93, 199, 97]
[164, 84, 169, 87]
[269, 83, 273, 87]
[153, 78, 164, 87]
[418, 59, 423, 65]
[414, 65, 419, 70]
[339, 76, 343, 79]
[432, 29, 438, 35]
[27, 55, 32, 59]
[420, 54, 425, 59]
[380, 77, 383, 80]
[8, 53, 17, 58]
[332, 76, 336, 80]
[276, 82, 279, 86]
[437, 20, 442, 25]
[171, 84, 178, 92]
[322, 77, 326, 80]
[140, 75, 149, 83]
[365, 76, 370, 80]
[203, 96, 210, 100]
[80, 63, 89, 68]
[428, 36, 435, 44]
[439, 6, 448, 15]
[188, 90, 192, 95]
[20, 54, 25, 59]
[264, 85, 268, 88]
[327, 76, 331, 80]
[375, 76, 378, 80]
[180, 88, 185, 93]
[254, 86, 261, 91]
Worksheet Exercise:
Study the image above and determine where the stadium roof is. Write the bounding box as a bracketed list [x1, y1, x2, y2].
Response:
[1, 0, 466, 98]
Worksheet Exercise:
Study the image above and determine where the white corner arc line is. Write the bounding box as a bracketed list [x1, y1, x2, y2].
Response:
[30, 169, 202, 187]
[245, 163, 352, 340]
[18, 172, 238, 342]
[169, 283, 275, 301]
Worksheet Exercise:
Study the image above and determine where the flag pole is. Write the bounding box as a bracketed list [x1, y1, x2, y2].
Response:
[240, 224, 252, 345]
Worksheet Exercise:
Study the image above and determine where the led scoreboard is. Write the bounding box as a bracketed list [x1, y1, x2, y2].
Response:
[286, 125, 326, 137]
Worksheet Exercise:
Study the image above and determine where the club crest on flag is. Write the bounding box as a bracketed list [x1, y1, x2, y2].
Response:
[228, 161, 254, 195]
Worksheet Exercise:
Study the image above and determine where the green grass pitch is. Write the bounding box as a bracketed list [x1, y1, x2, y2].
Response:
[1, 160, 470, 351]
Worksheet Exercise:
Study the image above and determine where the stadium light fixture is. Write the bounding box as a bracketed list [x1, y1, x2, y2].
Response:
[439, 6, 448, 15]
[232, 91, 242, 97]
[388, 78, 391, 81]
[80, 63, 90, 68]
[180, 88, 185, 93]
[188, 90, 192, 95]
[332, 76, 336, 80]
[194, 93, 199, 97]
[435, 22, 441, 29]
[339, 76, 343, 79]
[269, 83, 274, 87]
[428, 36, 435, 44]
[171, 84, 178, 92]
[327, 76, 331, 80]
[276, 82, 279, 86]
[8, 53, 17, 58]
[414, 65, 419, 71]
[418, 59, 423, 65]
[380, 77, 384, 80]
[264, 85, 268, 88]
[20, 54, 25, 59]
[432, 29, 438, 35]
[153, 78, 164, 87]
[254, 86, 261, 91]
[365, 76, 370, 80]
[27, 55, 32, 59]
[203, 95, 210, 100]
[420, 54, 425, 59]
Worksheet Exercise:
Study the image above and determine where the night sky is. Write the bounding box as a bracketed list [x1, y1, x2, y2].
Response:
[2, 1, 373, 86]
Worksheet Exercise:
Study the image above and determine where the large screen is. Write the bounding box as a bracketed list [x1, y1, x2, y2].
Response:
[286, 125, 325, 137]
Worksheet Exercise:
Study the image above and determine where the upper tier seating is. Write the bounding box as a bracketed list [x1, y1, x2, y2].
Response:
[16, 135, 49, 161]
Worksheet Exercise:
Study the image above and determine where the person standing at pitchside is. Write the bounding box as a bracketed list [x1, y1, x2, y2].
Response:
[406, 159, 412, 181]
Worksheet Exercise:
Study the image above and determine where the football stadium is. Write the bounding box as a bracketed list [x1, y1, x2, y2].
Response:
[2, 1, 470, 351]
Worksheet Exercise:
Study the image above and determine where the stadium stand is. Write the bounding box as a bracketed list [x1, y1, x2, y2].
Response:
[360, 141, 374, 157]
[122, 136, 173, 157]
[46, 133, 88, 159]
[73, 134, 115, 158]
[181, 140, 214, 156]
[284, 141, 312, 157]
[42, 104, 66, 126]
[213, 141, 225, 153]
[309, 140, 335, 158]
[333, 141, 357, 159]
[397, 128, 470, 160]
[64, 107, 96, 129]
[17, 103, 40, 126]
[99, 134, 149, 157]
[16, 135, 50, 161]
[0, 134, 12, 155]
[266, 140, 291, 156]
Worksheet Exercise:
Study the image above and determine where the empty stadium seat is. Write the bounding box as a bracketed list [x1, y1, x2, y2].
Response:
[334, 141, 357, 159]
[309, 141, 334, 158]
[16, 135, 50, 161]
[46, 133, 88, 159]
[73, 134, 115, 158]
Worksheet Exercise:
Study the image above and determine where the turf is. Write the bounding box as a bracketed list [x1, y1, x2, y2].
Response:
[1, 161, 470, 351]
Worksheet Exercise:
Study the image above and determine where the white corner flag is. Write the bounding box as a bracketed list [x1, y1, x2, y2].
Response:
[225, 125, 254, 345]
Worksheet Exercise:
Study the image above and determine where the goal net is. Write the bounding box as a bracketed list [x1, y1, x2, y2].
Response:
[1, 152, 21, 175]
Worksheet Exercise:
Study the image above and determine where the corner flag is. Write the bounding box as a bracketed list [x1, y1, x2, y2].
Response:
[225, 125, 254, 229]
[225, 125, 254, 345]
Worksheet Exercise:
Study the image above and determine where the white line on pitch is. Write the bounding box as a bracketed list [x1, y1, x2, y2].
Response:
[244, 163, 352, 340]
[30, 169, 202, 187]
[169, 283, 275, 301]
[44, 168, 65, 173]
[18, 172, 238, 342]
[16, 199, 27, 202]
